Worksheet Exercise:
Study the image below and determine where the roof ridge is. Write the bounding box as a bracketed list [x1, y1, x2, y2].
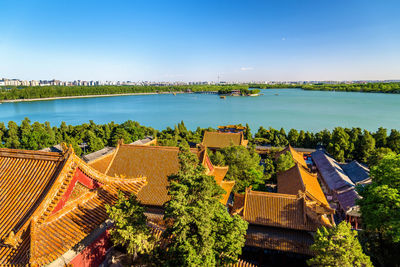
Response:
[0, 148, 64, 160]
[248, 190, 298, 199]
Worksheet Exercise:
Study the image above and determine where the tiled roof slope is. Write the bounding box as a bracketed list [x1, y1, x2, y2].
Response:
[103, 144, 233, 206]
[87, 151, 115, 174]
[0, 148, 68, 265]
[278, 164, 329, 207]
[243, 190, 320, 231]
[0, 146, 147, 266]
[340, 160, 370, 184]
[202, 131, 248, 149]
[311, 150, 355, 191]
[275, 145, 307, 168]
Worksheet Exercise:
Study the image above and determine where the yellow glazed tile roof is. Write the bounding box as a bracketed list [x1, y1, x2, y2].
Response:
[243, 189, 320, 231]
[103, 144, 233, 206]
[202, 131, 248, 149]
[0, 146, 146, 266]
[278, 164, 329, 207]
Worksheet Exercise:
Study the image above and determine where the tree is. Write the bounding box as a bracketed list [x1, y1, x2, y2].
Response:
[244, 123, 252, 141]
[387, 129, 400, 154]
[327, 127, 350, 162]
[357, 130, 376, 163]
[276, 151, 295, 173]
[162, 145, 248, 266]
[209, 145, 266, 193]
[0, 122, 5, 147]
[307, 221, 373, 267]
[20, 117, 32, 149]
[288, 129, 299, 146]
[373, 127, 387, 148]
[105, 191, 156, 263]
[367, 147, 394, 167]
[5, 121, 20, 149]
[358, 154, 400, 266]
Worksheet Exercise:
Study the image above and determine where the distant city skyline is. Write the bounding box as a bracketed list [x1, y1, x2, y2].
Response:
[1, 0, 400, 82]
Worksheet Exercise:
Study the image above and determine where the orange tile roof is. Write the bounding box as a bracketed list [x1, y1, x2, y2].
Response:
[202, 131, 248, 149]
[278, 164, 329, 207]
[220, 181, 235, 205]
[242, 190, 320, 231]
[275, 145, 307, 168]
[212, 166, 229, 185]
[102, 144, 233, 206]
[0, 146, 146, 266]
[88, 151, 115, 173]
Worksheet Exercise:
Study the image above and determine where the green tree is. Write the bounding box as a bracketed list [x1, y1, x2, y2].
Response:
[367, 147, 394, 167]
[0, 122, 6, 147]
[106, 191, 156, 263]
[387, 129, 400, 154]
[307, 221, 372, 267]
[162, 145, 248, 266]
[327, 127, 350, 162]
[373, 127, 387, 148]
[276, 151, 295, 173]
[288, 129, 299, 146]
[358, 154, 400, 266]
[210, 145, 266, 192]
[20, 117, 32, 149]
[357, 130, 376, 163]
[5, 121, 20, 148]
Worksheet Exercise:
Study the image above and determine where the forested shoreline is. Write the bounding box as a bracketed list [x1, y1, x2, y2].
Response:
[0, 119, 398, 166]
[1, 82, 400, 100]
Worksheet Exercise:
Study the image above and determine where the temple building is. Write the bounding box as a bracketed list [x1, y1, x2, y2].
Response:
[231, 146, 334, 258]
[311, 150, 370, 229]
[202, 131, 249, 150]
[88, 141, 235, 223]
[0, 145, 147, 266]
[218, 125, 246, 133]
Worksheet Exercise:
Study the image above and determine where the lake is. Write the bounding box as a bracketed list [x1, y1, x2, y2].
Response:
[1, 89, 399, 132]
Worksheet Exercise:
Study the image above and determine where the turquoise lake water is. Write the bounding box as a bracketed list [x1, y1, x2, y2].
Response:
[1, 89, 399, 132]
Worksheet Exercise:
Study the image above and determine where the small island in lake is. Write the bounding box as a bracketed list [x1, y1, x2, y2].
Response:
[218, 88, 260, 97]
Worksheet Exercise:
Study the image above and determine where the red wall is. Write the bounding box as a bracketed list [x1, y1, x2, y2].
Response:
[52, 168, 102, 214]
[69, 230, 111, 267]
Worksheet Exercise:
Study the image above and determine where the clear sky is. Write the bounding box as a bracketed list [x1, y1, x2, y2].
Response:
[1, 0, 399, 82]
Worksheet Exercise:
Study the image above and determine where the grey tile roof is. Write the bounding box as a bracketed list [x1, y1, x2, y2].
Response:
[340, 160, 370, 184]
[311, 150, 354, 191]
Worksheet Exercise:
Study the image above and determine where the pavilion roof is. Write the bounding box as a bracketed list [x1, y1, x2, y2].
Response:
[202, 131, 248, 149]
[311, 150, 355, 191]
[242, 190, 321, 231]
[340, 160, 370, 184]
[278, 163, 329, 207]
[93, 143, 233, 207]
[0, 146, 146, 266]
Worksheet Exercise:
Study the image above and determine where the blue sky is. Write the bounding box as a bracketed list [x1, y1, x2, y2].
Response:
[1, 0, 399, 82]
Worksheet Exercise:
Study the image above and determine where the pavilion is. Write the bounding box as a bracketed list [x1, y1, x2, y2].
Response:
[0, 145, 147, 266]
[88, 141, 235, 223]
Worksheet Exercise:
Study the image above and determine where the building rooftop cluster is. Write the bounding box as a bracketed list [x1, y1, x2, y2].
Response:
[1, 77, 399, 87]
[0, 126, 373, 266]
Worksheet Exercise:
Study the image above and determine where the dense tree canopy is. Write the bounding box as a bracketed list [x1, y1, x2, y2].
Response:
[106, 192, 156, 264]
[161, 145, 248, 266]
[276, 151, 295, 173]
[209, 145, 267, 193]
[307, 221, 373, 267]
[358, 153, 400, 266]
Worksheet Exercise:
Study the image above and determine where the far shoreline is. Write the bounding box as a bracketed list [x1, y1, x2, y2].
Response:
[0, 91, 186, 103]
